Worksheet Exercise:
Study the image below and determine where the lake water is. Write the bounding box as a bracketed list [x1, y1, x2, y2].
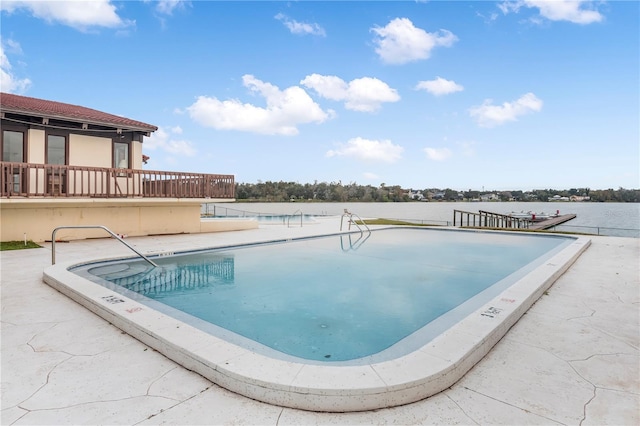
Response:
[203, 201, 639, 238]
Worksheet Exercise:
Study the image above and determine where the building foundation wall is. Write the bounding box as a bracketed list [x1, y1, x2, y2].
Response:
[0, 198, 256, 242]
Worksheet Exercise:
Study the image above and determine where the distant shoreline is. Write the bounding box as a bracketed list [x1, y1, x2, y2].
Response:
[234, 183, 639, 203]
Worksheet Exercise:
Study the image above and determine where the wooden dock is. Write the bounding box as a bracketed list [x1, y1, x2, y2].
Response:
[453, 209, 577, 231]
[528, 214, 577, 230]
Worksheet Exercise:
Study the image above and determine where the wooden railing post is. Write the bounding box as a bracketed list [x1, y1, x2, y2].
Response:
[0, 161, 234, 199]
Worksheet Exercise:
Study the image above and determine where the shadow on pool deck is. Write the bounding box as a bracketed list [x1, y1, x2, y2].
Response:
[1, 221, 638, 425]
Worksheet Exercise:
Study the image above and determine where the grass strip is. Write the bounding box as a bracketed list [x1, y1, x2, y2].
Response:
[0, 240, 43, 251]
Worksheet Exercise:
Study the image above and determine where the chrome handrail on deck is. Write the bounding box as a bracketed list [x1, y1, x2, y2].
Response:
[287, 209, 303, 228]
[51, 225, 158, 267]
[340, 209, 371, 233]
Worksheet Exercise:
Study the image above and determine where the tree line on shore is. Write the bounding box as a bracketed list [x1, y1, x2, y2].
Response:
[235, 181, 640, 203]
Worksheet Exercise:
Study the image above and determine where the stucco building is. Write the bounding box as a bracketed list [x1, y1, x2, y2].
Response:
[0, 93, 254, 242]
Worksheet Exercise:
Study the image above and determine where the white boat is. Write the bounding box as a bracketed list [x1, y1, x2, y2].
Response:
[508, 211, 534, 220]
[508, 211, 555, 221]
[531, 213, 550, 221]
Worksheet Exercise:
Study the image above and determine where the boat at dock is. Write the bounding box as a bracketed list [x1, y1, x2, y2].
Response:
[508, 211, 560, 222]
[527, 213, 577, 230]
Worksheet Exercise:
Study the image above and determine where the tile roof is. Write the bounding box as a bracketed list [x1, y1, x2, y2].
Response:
[0, 92, 157, 132]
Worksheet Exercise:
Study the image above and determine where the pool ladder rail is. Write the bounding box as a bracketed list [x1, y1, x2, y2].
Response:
[340, 209, 371, 234]
[340, 210, 372, 251]
[50, 225, 158, 267]
[287, 209, 303, 228]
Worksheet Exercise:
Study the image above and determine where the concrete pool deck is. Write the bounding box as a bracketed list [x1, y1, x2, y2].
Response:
[1, 218, 639, 424]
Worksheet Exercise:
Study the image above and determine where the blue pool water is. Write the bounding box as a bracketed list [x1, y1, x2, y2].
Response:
[72, 228, 573, 364]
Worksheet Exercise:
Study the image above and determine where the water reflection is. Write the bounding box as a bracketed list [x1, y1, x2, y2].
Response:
[95, 255, 235, 296]
[340, 232, 371, 251]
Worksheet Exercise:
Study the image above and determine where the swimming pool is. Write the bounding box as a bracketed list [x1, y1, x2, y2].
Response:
[73, 228, 571, 363]
[44, 227, 590, 412]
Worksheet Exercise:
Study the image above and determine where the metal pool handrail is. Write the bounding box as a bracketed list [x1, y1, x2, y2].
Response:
[340, 209, 371, 233]
[51, 225, 158, 267]
[287, 209, 303, 228]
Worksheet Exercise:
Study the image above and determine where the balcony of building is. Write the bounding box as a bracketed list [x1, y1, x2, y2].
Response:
[1, 161, 235, 199]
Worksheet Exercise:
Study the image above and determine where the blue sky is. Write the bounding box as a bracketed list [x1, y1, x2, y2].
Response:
[1, 0, 638, 191]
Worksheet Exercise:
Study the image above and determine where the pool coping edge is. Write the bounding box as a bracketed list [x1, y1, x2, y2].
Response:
[42, 231, 591, 412]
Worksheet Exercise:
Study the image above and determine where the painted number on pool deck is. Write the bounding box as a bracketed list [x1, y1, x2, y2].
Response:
[481, 307, 503, 318]
[102, 295, 125, 304]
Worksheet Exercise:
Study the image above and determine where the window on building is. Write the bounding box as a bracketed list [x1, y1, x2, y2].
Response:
[114, 142, 129, 168]
[2, 130, 25, 162]
[47, 135, 66, 165]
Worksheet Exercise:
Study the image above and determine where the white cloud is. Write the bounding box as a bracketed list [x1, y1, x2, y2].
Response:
[144, 126, 196, 157]
[371, 18, 457, 65]
[363, 172, 380, 180]
[476, 10, 501, 24]
[469, 92, 543, 127]
[301, 74, 400, 112]
[154, 0, 189, 15]
[326, 137, 404, 163]
[424, 147, 452, 161]
[187, 75, 332, 135]
[164, 139, 195, 156]
[300, 74, 347, 100]
[0, 0, 132, 31]
[275, 13, 326, 36]
[415, 77, 464, 96]
[0, 40, 31, 94]
[4, 38, 23, 54]
[499, 0, 604, 24]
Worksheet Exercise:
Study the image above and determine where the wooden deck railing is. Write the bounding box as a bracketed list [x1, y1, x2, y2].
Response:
[1, 162, 234, 199]
[453, 209, 530, 229]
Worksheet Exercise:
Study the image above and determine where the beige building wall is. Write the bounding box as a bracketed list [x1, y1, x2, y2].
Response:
[21, 132, 148, 195]
[69, 134, 112, 168]
[24, 129, 45, 193]
[132, 140, 143, 169]
[22, 130, 144, 170]
[14, 123, 148, 171]
[0, 199, 253, 242]
[27, 129, 45, 163]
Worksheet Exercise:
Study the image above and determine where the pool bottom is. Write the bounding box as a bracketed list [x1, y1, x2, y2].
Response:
[43, 229, 591, 412]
